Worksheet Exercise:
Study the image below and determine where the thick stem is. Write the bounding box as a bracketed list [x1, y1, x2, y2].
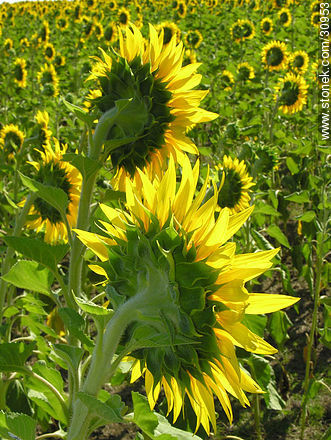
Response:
[67, 297, 139, 440]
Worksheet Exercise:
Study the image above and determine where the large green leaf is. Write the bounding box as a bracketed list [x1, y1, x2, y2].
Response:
[3, 236, 69, 273]
[76, 392, 124, 423]
[268, 311, 292, 347]
[284, 191, 310, 203]
[132, 392, 203, 439]
[267, 225, 290, 249]
[62, 153, 100, 180]
[0, 342, 36, 374]
[62, 99, 96, 126]
[0, 411, 36, 440]
[1, 260, 54, 295]
[58, 308, 94, 349]
[19, 172, 68, 218]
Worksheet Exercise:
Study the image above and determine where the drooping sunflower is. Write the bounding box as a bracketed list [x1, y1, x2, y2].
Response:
[177, 1, 187, 18]
[230, 19, 255, 43]
[34, 110, 52, 147]
[274, 72, 308, 114]
[24, 139, 82, 243]
[261, 40, 288, 71]
[184, 29, 203, 49]
[260, 17, 273, 35]
[156, 21, 181, 45]
[37, 63, 59, 97]
[237, 62, 255, 81]
[44, 42, 56, 62]
[88, 24, 217, 184]
[93, 21, 104, 40]
[75, 157, 299, 435]
[19, 37, 30, 51]
[0, 124, 24, 160]
[104, 23, 118, 45]
[278, 7, 292, 26]
[117, 7, 130, 28]
[215, 155, 254, 214]
[13, 58, 27, 88]
[38, 20, 49, 45]
[289, 50, 309, 74]
[220, 70, 235, 90]
[4, 38, 13, 54]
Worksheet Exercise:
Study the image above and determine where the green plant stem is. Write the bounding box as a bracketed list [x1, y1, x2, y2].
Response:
[299, 233, 325, 439]
[252, 394, 262, 440]
[0, 193, 36, 323]
[67, 297, 140, 440]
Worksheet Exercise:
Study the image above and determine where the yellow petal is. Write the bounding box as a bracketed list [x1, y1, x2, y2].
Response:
[245, 293, 299, 314]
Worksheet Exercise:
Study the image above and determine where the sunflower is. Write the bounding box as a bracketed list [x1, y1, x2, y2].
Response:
[108, 0, 117, 11]
[38, 20, 49, 45]
[274, 72, 308, 114]
[24, 139, 82, 244]
[177, 1, 187, 18]
[4, 38, 13, 54]
[117, 7, 130, 28]
[310, 0, 320, 13]
[19, 37, 30, 51]
[237, 62, 255, 81]
[135, 13, 144, 30]
[289, 50, 309, 74]
[184, 29, 203, 49]
[230, 19, 255, 43]
[54, 54, 66, 68]
[278, 7, 292, 26]
[220, 70, 235, 90]
[0, 124, 24, 159]
[44, 42, 56, 62]
[13, 58, 27, 88]
[261, 40, 288, 71]
[215, 155, 254, 214]
[37, 63, 59, 97]
[56, 15, 68, 31]
[272, 0, 288, 7]
[88, 24, 217, 183]
[81, 16, 95, 40]
[261, 17, 273, 35]
[73, 3, 82, 22]
[83, 88, 102, 111]
[103, 23, 118, 45]
[75, 157, 298, 435]
[156, 21, 181, 45]
[93, 21, 104, 40]
[311, 12, 320, 28]
[35, 110, 52, 146]
[183, 48, 197, 66]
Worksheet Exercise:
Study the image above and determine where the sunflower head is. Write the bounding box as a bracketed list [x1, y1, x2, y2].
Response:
[20, 37, 30, 50]
[184, 29, 203, 49]
[37, 63, 59, 97]
[237, 62, 255, 81]
[75, 157, 298, 434]
[289, 50, 309, 74]
[231, 19, 255, 43]
[13, 58, 27, 88]
[261, 40, 288, 71]
[34, 110, 52, 147]
[54, 54, 66, 68]
[261, 17, 273, 35]
[177, 1, 187, 18]
[104, 23, 118, 44]
[278, 7, 292, 26]
[87, 24, 217, 180]
[220, 70, 235, 90]
[44, 42, 56, 62]
[215, 155, 254, 214]
[183, 48, 197, 66]
[24, 139, 82, 243]
[275, 72, 308, 114]
[108, 0, 117, 11]
[0, 124, 24, 160]
[117, 7, 130, 27]
[4, 38, 13, 54]
[56, 16, 68, 30]
[38, 20, 49, 44]
[156, 21, 181, 45]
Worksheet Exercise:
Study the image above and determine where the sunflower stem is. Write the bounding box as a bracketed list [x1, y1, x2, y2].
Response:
[0, 193, 36, 323]
[67, 296, 140, 440]
[299, 185, 327, 439]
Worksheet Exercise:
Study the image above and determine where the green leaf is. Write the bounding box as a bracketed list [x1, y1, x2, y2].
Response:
[286, 157, 299, 175]
[132, 392, 203, 439]
[268, 311, 292, 347]
[19, 172, 68, 218]
[1, 260, 54, 295]
[62, 153, 100, 180]
[32, 362, 64, 395]
[253, 204, 280, 217]
[26, 389, 67, 425]
[0, 342, 36, 374]
[0, 411, 36, 440]
[267, 225, 290, 249]
[242, 315, 267, 338]
[296, 211, 316, 223]
[76, 392, 124, 423]
[53, 344, 84, 373]
[62, 99, 96, 125]
[3, 237, 69, 273]
[284, 191, 310, 203]
[6, 380, 33, 416]
[75, 297, 112, 316]
[58, 308, 94, 349]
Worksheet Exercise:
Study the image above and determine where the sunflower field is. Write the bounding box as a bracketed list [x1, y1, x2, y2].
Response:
[0, 0, 330, 439]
